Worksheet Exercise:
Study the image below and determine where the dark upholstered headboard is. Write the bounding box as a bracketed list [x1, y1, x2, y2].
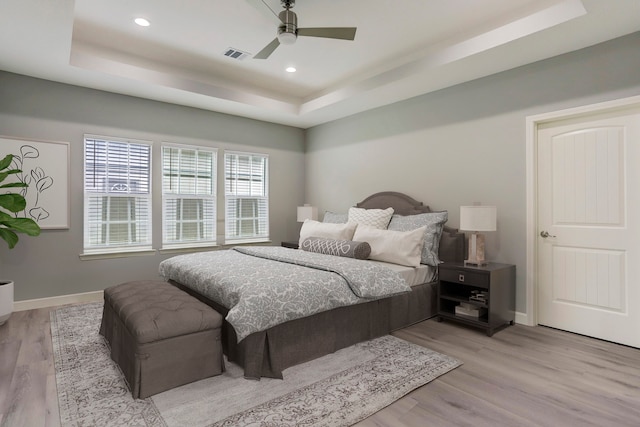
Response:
[355, 191, 466, 263]
[357, 191, 430, 215]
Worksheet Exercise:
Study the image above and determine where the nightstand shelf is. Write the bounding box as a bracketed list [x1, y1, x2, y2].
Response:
[439, 293, 488, 309]
[437, 262, 515, 336]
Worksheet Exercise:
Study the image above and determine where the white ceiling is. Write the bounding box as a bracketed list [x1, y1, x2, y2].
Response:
[1, 0, 639, 128]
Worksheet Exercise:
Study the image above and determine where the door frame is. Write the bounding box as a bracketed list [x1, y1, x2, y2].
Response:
[524, 94, 640, 326]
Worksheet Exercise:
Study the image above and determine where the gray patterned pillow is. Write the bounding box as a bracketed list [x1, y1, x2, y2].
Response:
[300, 237, 371, 260]
[387, 211, 448, 266]
[322, 211, 348, 224]
[348, 207, 394, 229]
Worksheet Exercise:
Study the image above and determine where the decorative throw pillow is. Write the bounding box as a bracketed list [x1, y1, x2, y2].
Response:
[300, 237, 371, 260]
[387, 211, 448, 266]
[347, 207, 394, 229]
[352, 225, 427, 267]
[322, 211, 348, 224]
[298, 220, 357, 247]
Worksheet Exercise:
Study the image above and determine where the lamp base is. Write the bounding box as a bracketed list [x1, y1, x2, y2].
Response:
[465, 232, 489, 267]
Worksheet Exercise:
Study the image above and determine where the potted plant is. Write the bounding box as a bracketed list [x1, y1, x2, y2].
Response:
[0, 154, 41, 325]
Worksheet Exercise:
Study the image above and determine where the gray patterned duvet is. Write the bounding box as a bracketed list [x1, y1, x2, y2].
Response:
[158, 246, 411, 342]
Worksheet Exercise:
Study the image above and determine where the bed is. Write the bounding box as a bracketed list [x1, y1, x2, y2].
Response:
[160, 192, 465, 379]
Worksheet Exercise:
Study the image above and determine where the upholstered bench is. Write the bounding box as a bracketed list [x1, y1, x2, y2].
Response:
[100, 280, 224, 399]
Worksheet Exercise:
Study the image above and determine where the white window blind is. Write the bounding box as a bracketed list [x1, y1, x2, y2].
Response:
[224, 151, 269, 242]
[84, 137, 152, 252]
[162, 146, 217, 247]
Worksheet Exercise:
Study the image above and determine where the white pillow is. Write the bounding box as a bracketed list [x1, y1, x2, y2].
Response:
[352, 225, 427, 267]
[299, 220, 357, 247]
[348, 207, 394, 229]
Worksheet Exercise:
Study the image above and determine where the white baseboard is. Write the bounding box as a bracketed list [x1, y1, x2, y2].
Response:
[13, 290, 103, 311]
[515, 311, 533, 326]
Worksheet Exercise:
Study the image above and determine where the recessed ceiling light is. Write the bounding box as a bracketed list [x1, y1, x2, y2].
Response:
[134, 18, 150, 27]
[286, 67, 297, 73]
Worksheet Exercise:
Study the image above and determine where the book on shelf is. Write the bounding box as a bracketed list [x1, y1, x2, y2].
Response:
[469, 295, 487, 304]
[455, 304, 487, 318]
[469, 290, 488, 304]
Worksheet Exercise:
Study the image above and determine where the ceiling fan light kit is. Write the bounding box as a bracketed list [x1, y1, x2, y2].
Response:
[254, 0, 357, 59]
[278, 7, 298, 44]
[277, 31, 297, 45]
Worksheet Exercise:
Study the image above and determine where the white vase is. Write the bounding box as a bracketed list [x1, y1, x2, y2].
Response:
[0, 281, 14, 326]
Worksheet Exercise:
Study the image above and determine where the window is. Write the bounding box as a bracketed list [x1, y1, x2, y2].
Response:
[224, 151, 269, 242]
[84, 136, 152, 253]
[83, 139, 269, 255]
[162, 145, 216, 248]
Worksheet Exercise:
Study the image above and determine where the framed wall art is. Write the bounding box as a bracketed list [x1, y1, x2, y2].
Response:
[0, 136, 70, 229]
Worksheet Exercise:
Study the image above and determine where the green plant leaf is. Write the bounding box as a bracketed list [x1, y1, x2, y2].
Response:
[0, 154, 13, 172]
[0, 193, 26, 213]
[0, 212, 40, 236]
[0, 170, 21, 185]
[0, 153, 42, 249]
[0, 182, 28, 189]
[0, 211, 11, 221]
[0, 228, 19, 249]
[1, 217, 41, 236]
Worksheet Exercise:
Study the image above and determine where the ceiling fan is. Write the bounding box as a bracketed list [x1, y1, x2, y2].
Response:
[252, 0, 357, 59]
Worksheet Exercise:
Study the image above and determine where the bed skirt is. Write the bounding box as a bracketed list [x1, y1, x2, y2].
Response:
[169, 279, 437, 379]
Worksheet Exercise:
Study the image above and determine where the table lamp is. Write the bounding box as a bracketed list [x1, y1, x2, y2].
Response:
[460, 205, 497, 266]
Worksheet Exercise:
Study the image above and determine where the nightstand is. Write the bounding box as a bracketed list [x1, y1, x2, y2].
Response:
[437, 262, 515, 336]
[281, 241, 299, 249]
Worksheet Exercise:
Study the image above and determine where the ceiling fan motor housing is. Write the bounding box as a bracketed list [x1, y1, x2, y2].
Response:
[278, 9, 298, 44]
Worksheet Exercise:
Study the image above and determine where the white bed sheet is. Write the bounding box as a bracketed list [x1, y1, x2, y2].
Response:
[366, 260, 436, 287]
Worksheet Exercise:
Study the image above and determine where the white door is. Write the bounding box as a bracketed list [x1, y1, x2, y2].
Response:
[537, 107, 640, 348]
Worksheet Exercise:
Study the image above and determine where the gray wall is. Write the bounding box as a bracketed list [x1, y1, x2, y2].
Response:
[305, 32, 640, 315]
[0, 72, 305, 301]
[3, 31, 640, 310]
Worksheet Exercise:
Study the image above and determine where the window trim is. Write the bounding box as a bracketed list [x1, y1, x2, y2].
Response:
[79, 247, 157, 260]
[80, 138, 274, 258]
[83, 135, 153, 255]
[224, 150, 270, 243]
[161, 143, 218, 250]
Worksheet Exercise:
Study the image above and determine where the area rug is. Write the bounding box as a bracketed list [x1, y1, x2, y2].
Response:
[51, 302, 461, 427]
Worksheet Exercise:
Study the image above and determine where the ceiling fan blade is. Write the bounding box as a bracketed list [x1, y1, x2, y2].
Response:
[297, 27, 357, 40]
[254, 37, 280, 59]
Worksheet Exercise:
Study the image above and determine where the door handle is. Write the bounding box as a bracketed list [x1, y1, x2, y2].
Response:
[540, 231, 556, 238]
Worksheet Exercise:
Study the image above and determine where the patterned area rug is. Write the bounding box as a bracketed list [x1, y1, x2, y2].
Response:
[51, 302, 461, 427]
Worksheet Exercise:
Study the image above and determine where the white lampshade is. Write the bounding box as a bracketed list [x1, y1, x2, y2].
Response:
[460, 206, 497, 232]
[297, 204, 318, 222]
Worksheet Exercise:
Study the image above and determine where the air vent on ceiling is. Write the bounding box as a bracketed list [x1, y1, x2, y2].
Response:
[223, 48, 250, 61]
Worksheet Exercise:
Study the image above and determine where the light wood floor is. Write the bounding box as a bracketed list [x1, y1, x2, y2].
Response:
[1, 307, 639, 427]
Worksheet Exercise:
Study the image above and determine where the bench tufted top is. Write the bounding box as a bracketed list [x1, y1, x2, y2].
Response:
[104, 280, 223, 344]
